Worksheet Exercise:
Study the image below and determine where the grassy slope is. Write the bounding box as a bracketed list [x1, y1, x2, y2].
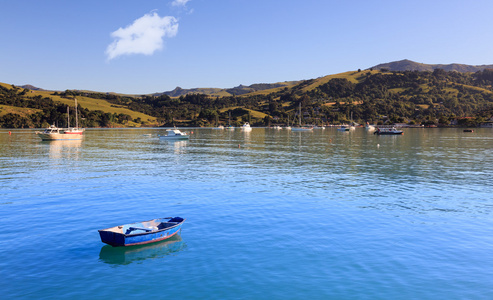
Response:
[1, 83, 157, 124]
[0, 104, 42, 117]
[5, 69, 492, 125]
[245, 70, 379, 97]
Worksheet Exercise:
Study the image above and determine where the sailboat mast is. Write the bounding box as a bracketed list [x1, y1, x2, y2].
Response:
[75, 98, 78, 128]
[67, 106, 70, 128]
[299, 103, 301, 126]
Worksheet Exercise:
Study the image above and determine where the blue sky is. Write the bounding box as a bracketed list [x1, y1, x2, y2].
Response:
[1, 0, 493, 94]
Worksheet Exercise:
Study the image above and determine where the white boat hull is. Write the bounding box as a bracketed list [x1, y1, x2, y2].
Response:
[159, 136, 189, 140]
[292, 127, 313, 131]
[37, 132, 83, 141]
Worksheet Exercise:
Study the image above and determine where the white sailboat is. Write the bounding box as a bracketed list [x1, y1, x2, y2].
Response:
[225, 111, 235, 130]
[291, 103, 313, 131]
[36, 98, 84, 140]
[284, 115, 291, 130]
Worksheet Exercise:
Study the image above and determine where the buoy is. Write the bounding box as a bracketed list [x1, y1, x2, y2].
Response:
[9, 131, 11, 135]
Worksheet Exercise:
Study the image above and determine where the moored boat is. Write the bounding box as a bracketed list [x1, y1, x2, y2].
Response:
[365, 122, 376, 131]
[337, 125, 355, 132]
[291, 126, 313, 131]
[241, 122, 252, 131]
[374, 127, 403, 135]
[159, 128, 189, 140]
[36, 98, 84, 140]
[98, 217, 185, 247]
[36, 124, 84, 141]
[291, 103, 313, 131]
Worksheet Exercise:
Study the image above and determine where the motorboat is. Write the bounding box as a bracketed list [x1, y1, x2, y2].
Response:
[241, 122, 252, 131]
[291, 126, 313, 131]
[365, 122, 376, 131]
[159, 128, 190, 140]
[337, 125, 355, 132]
[374, 127, 403, 135]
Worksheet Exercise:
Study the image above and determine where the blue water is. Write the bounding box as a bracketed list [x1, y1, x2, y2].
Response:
[1, 128, 492, 299]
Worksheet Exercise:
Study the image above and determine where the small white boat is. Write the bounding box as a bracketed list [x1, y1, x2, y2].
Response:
[365, 122, 376, 131]
[159, 129, 190, 140]
[291, 126, 313, 131]
[337, 125, 355, 132]
[241, 122, 252, 131]
[212, 125, 224, 130]
[272, 125, 282, 130]
[374, 127, 403, 135]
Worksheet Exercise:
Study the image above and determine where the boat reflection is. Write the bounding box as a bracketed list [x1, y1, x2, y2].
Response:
[98, 235, 186, 265]
[44, 139, 82, 159]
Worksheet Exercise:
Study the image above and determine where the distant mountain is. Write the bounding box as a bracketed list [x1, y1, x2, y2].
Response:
[20, 84, 46, 91]
[156, 86, 223, 97]
[370, 59, 493, 73]
[154, 81, 301, 97]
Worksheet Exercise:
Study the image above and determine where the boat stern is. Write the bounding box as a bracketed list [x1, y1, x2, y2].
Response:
[99, 229, 126, 247]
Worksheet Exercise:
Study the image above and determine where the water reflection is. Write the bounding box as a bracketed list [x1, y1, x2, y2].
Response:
[43, 140, 82, 160]
[98, 235, 186, 265]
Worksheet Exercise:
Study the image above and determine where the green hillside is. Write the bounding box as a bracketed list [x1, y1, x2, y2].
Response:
[2, 66, 493, 128]
[0, 83, 157, 128]
[371, 59, 493, 73]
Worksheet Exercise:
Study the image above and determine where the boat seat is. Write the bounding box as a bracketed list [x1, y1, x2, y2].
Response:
[128, 227, 154, 232]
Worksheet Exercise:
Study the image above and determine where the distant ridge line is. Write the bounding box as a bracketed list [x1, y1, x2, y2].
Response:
[16, 60, 493, 96]
[370, 59, 493, 73]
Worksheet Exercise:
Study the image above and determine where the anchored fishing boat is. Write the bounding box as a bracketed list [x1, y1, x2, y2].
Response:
[98, 217, 185, 247]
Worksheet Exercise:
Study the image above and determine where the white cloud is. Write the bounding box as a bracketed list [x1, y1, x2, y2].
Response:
[171, 0, 191, 7]
[106, 12, 178, 60]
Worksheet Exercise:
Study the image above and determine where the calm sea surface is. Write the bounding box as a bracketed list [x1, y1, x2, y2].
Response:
[1, 127, 492, 299]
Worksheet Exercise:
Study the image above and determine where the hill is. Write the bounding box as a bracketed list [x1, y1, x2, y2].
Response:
[2, 62, 493, 128]
[154, 81, 302, 97]
[370, 59, 493, 72]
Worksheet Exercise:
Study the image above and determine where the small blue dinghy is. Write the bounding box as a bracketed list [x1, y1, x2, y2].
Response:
[98, 217, 185, 247]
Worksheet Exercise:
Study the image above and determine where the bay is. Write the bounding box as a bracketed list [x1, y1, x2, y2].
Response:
[1, 127, 492, 299]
